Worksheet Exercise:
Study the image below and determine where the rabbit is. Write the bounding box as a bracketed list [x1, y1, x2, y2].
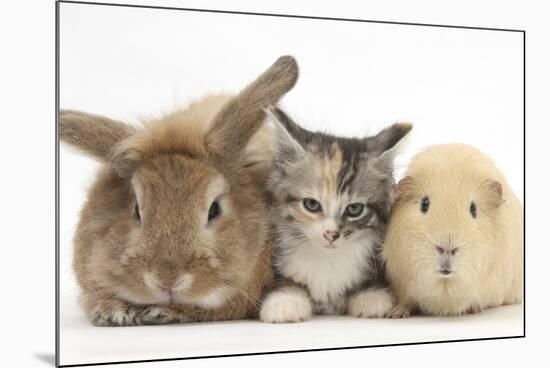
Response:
[60, 56, 298, 326]
[382, 143, 523, 317]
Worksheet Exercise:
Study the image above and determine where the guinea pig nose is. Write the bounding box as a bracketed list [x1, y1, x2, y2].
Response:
[436, 245, 458, 255]
[323, 230, 340, 243]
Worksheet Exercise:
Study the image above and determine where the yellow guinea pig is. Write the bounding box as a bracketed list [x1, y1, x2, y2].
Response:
[382, 144, 523, 317]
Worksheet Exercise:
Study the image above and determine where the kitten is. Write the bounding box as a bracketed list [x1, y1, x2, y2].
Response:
[260, 107, 412, 323]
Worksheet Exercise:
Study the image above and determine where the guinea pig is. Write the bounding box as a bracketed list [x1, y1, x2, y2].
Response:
[382, 143, 523, 317]
[60, 56, 298, 326]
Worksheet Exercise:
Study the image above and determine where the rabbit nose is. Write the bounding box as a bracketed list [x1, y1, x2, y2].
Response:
[159, 259, 176, 272]
[144, 272, 193, 292]
[156, 261, 177, 282]
[171, 274, 194, 292]
[323, 230, 340, 243]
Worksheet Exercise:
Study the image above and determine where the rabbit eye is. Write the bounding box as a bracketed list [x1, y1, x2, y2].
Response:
[208, 201, 221, 222]
[345, 203, 365, 218]
[134, 202, 141, 222]
[470, 201, 477, 218]
[420, 196, 430, 214]
[303, 198, 322, 213]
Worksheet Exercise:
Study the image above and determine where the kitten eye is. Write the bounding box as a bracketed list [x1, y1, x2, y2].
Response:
[345, 203, 365, 218]
[208, 201, 221, 222]
[420, 196, 430, 214]
[470, 201, 477, 219]
[134, 202, 141, 222]
[303, 198, 322, 213]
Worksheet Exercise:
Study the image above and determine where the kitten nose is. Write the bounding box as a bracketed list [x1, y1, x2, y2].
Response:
[323, 230, 340, 243]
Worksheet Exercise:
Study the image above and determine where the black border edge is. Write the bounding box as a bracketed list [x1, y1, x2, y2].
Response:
[522, 30, 526, 338]
[59, 336, 525, 368]
[57, 0, 526, 33]
[55, 0, 61, 367]
[54, 0, 527, 366]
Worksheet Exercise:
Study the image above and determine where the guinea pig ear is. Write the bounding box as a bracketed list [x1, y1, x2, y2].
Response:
[395, 175, 416, 201]
[483, 179, 506, 209]
[205, 56, 299, 165]
[60, 110, 136, 162]
[365, 123, 413, 156]
[264, 106, 306, 165]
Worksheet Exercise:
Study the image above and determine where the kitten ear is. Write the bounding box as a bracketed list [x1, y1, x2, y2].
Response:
[365, 123, 413, 156]
[264, 106, 305, 164]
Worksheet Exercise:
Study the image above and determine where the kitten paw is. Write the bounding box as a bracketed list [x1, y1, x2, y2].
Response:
[347, 287, 395, 318]
[388, 304, 411, 319]
[260, 287, 312, 323]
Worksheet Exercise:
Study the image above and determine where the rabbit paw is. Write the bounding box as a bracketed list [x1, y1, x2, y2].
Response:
[135, 306, 188, 325]
[388, 304, 411, 319]
[347, 287, 395, 318]
[90, 299, 186, 326]
[90, 300, 145, 326]
[260, 287, 312, 323]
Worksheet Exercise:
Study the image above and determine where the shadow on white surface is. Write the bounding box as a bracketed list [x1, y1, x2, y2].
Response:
[33, 353, 55, 367]
[59, 290, 523, 366]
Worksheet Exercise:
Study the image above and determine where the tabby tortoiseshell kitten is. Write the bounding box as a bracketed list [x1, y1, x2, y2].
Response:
[260, 107, 412, 323]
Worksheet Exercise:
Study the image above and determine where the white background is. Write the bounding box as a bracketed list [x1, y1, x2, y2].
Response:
[57, 4, 525, 364]
[1, 0, 548, 368]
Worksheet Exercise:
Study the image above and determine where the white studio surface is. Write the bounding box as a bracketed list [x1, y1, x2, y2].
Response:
[58, 2, 524, 366]
[60, 289, 522, 366]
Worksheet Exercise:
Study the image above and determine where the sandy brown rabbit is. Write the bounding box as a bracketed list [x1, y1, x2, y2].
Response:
[60, 56, 298, 326]
[382, 144, 523, 317]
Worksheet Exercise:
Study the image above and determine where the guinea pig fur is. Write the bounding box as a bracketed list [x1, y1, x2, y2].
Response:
[382, 143, 523, 317]
[60, 56, 298, 326]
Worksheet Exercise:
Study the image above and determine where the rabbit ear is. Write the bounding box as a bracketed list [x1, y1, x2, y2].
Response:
[365, 123, 413, 156]
[60, 110, 136, 161]
[206, 55, 299, 163]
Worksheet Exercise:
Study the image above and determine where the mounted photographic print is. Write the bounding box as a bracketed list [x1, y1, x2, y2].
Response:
[56, 1, 525, 366]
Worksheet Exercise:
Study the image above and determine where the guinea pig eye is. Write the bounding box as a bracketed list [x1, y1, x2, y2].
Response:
[208, 201, 221, 222]
[345, 203, 365, 218]
[303, 198, 322, 213]
[420, 196, 430, 214]
[134, 202, 141, 222]
[470, 201, 477, 219]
